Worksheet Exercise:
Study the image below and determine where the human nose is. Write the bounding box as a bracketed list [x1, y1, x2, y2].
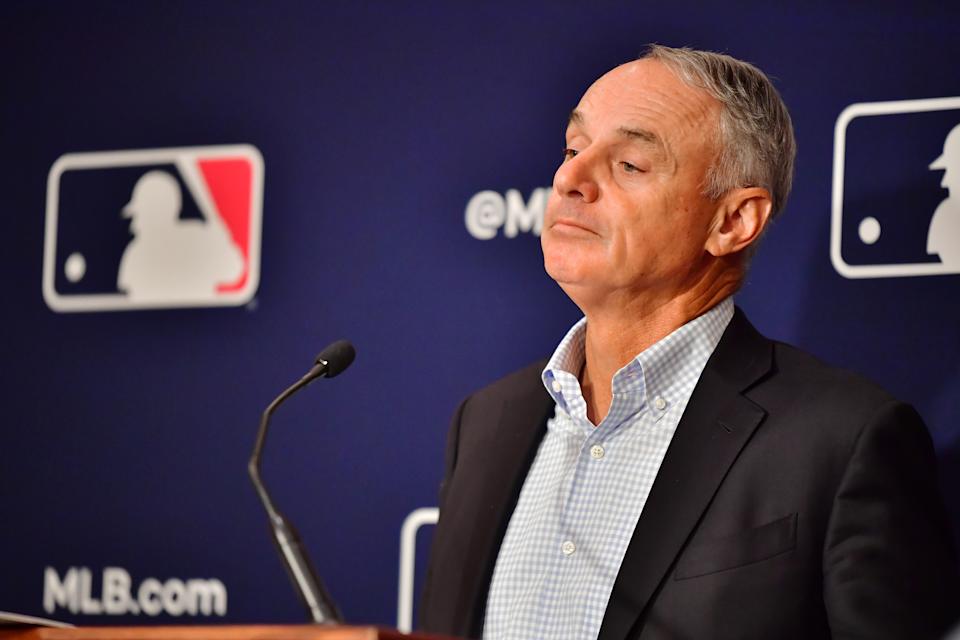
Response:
[553, 152, 599, 203]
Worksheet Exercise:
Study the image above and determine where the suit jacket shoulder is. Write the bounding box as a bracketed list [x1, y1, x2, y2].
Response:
[463, 358, 550, 406]
[420, 358, 553, 637]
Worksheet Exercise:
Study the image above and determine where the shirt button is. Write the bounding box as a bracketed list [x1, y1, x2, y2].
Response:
[561, 540, 576, 555]
[551, 380, 562, 392]
[654, 396, 667, 411]
[590, 445, 605, 459]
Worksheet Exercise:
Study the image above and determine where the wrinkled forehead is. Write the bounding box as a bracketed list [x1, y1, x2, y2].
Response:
[574, 59, 721, 151]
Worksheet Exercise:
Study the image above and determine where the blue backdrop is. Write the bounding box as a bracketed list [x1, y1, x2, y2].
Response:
[2, 0, 959, 629]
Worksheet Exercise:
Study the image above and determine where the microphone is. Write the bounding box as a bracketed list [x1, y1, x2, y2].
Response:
[247, 339, 356, 624]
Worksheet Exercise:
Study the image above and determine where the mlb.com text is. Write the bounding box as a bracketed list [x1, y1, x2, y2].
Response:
[43, 566, 227, 617]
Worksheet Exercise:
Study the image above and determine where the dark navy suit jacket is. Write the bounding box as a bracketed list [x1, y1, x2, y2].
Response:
[420, 309, 959, 639]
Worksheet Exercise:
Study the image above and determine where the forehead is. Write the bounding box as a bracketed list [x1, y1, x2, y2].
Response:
[572, 59, 720, 150]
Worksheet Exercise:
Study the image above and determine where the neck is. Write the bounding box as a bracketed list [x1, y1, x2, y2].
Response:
[574, 258, 741, 425]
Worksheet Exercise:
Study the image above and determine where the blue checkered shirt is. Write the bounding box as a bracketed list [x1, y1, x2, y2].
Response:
[482, 298, 734, 640]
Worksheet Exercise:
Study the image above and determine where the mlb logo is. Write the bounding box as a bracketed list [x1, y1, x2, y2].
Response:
[831, 96, 960, 279]
[43, 145, 264, 311]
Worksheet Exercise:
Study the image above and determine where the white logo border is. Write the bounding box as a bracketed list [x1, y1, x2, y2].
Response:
[42, 144, 264, 312]
[831, 96, 960, 279]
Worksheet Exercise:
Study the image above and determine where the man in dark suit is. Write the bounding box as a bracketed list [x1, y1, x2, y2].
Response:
[420, 45, 959, 639]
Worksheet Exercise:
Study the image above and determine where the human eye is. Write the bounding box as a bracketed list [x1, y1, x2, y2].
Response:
[619, 160, 646, 174]
[563, 147, 579, 161]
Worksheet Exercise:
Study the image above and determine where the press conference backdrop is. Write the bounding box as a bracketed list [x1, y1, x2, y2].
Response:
[2, 1, 959, 628]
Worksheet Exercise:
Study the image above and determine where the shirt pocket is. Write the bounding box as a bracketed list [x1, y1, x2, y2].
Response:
[673, 512, 797, 580]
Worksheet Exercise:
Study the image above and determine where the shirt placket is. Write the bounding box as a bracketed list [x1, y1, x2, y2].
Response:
[543, 368, 647, 639]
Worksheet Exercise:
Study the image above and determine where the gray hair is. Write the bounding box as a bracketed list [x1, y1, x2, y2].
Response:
[642, 44, 796, 218]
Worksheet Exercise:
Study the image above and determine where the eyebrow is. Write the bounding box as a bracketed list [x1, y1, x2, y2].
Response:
[568, 110, 662, 147]
[616, 126, 660, 146]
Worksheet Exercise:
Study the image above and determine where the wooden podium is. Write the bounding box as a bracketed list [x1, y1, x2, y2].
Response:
[0, 626, 457, 640]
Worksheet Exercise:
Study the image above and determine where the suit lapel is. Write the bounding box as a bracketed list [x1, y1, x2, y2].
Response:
[437, 368, 554, 637]
[598, 308, 773, 640]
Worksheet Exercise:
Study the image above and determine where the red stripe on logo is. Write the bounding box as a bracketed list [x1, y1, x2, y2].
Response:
[199, 157, 252, 293]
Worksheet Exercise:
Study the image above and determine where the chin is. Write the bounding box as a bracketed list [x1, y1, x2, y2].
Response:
[543, 252, 592, 289]
[544, 233, 595, 277]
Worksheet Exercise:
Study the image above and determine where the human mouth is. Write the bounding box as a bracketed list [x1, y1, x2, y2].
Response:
[551, 217, 598, 237]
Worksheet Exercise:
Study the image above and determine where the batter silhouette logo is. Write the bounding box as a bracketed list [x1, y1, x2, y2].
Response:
[832, 96, 960, 279]
[43, 145, 264, 312]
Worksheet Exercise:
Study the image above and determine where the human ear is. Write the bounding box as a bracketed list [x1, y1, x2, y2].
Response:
[705, 187, 773, 257]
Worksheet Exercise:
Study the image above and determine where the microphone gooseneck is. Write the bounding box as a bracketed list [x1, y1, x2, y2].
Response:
[247, 339, 356, 625]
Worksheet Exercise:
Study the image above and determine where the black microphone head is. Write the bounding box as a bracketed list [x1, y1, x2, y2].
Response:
[315, 340, 356, 378]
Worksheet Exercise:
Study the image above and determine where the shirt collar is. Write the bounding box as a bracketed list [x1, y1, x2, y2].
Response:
[541, 297, 734, 424]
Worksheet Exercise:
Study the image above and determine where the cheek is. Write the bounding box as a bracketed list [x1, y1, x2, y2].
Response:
[543, 190, 558, 223]
[607, 236, 659, 284]
[608, 209, 657, 265]
[609, 204, 690, 276]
